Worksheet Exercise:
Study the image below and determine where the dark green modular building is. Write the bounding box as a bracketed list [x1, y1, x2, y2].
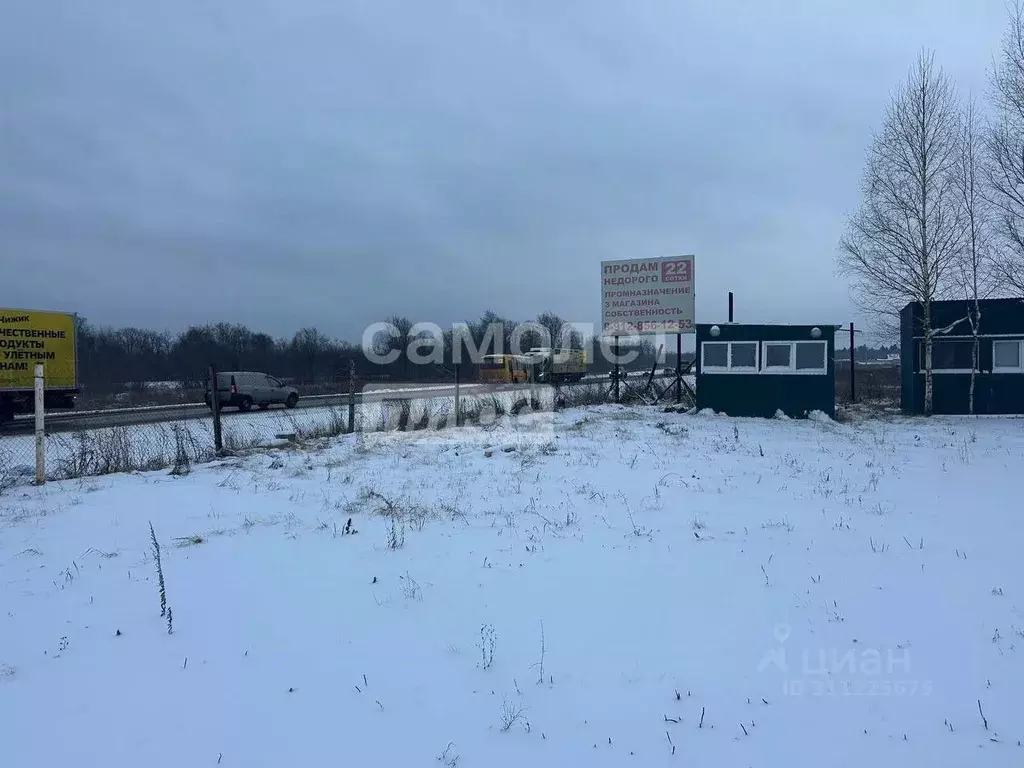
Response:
[695, 323, 838, 418]
[900, 298, 1024, 415]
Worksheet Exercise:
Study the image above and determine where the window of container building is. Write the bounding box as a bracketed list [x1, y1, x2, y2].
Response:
[922, 340, 975, 372]
[761, 341, 827, 374]
[993, 340, 1024, 372]
[701, 341, 758, 373]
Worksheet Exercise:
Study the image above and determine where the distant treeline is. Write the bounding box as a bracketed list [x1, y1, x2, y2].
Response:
[75, 313, 900, 394]
[75, 311, 659, 393]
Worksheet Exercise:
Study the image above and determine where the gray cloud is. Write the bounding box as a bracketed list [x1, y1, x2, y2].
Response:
[0, 0, 1008, 341]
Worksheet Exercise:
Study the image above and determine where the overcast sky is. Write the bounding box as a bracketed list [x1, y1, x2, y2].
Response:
[0, 0, 1010, 343]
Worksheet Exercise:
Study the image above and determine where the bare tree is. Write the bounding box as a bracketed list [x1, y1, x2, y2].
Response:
[953, 97, 999, 414]
[986, 0, 1024, 294]
[289, 327, 332, 384]
[372, 315, 414, 379]
[536, 312, 583, 350]
[838, 50, 963, 414]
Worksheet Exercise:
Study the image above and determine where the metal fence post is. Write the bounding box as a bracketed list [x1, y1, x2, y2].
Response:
[849, 322, 857, 404]
[675, 333, 682, 404]
[454, 363, 461, 426]
[34, 363, 45, 485]
[552, 358, 561, 412]
[347, 358, 356, 433]
[209, 364, 223, 454]
[613, 336, 620, 404]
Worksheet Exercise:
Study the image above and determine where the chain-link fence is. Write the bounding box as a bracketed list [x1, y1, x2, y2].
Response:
[834, 362, 901, 406]
[1, 359, 910, 488]
[1, 370, 685, 488]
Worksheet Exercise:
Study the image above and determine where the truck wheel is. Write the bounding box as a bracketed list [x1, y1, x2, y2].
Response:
[238, 396, 253, 412]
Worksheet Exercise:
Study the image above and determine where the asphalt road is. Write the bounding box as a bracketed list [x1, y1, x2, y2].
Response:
[2, 373, 677, 436]
[2, 383, 483, 435]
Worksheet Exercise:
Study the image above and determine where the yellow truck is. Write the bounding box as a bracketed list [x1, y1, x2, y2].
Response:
[0, 308, 78, 425]
[478, 348, 588, 385]
[528, 347, 587, 383]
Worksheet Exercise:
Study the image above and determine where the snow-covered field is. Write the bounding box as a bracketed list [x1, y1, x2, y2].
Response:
[1, 406, 1021, 767]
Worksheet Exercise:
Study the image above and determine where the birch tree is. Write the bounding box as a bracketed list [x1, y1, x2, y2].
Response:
[838, 50, 962, 414]
[953, 98, 998, 414]
[986, 0, 1024, 294]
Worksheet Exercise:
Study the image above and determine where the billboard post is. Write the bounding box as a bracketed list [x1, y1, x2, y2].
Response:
[613, 336, 620, 403]
[676, 333, 682, 405]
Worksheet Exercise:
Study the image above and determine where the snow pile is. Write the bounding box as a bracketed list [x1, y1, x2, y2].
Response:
[1, 408, 1022, 767]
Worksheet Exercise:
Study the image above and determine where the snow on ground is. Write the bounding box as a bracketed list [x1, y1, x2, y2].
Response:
[1, 406, 1022, 767]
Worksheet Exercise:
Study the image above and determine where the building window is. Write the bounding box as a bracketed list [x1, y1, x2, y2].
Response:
[924, 339, 975, 371]
[701, 341, 758, 373]
[759, 340, 827, 374]
[993, 340, 1023, 372]
[764, 342, 792, 370]
[795, 341, 826, 372]
[702, 342, 728, 369]
[730, 342, 758, 370]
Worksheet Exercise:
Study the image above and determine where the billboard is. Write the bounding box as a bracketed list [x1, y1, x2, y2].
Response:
[0, 309, 78, 390]
[601, 255, 695, 335]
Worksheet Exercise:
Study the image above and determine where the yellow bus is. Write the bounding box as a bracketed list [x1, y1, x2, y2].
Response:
[478, 354, 531, 384]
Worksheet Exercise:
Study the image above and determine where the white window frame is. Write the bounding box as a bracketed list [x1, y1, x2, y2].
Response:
[758, 340, 828, 375]
[700, 341, 759, 374]
[728, 341, 759, 372]
[700, 341, 730, 372]
[911, 332, 1024, 339]
[793, 340, 828, 374]
[763, 341, 795, 372]
[992, 339, 1024, 373]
